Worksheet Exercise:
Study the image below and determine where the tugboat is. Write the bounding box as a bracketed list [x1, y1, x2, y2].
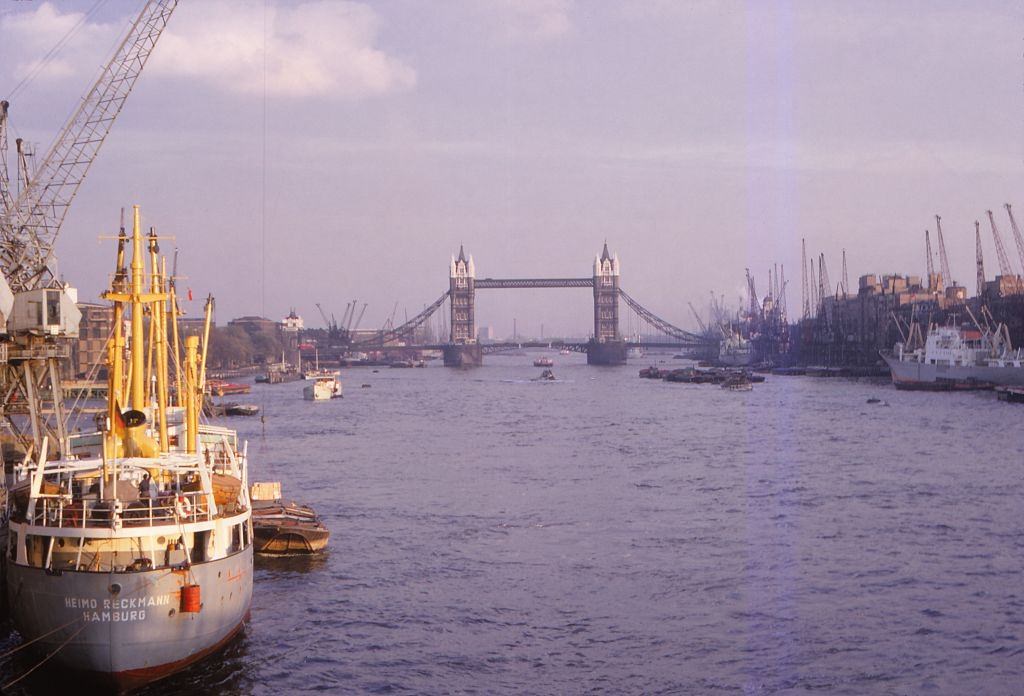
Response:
[4, 208, 253, 690]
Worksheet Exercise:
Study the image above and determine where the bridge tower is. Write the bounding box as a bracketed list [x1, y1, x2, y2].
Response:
[444, 246, 483, 367]
[588, 242, 627, 365]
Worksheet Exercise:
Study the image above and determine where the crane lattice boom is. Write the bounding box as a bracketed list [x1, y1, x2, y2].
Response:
[0, 0, 178, 292]
[935, 214, 953, 290]
[986, 209, 1016, 277]
[1005, 204, 1024, 276]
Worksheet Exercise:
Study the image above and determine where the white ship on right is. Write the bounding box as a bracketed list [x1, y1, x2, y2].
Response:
[880, 319, 1024, 390]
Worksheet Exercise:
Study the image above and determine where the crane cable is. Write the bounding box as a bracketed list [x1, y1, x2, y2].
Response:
[5, 0, 110, 103]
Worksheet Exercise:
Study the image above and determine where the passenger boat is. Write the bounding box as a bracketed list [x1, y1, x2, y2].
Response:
[880, 319, 1024, 390]
[303, 376, 342, 400]
[4, 207, 253, 690]
[250, 482, 329, 555]
[533, 357, 554, 367]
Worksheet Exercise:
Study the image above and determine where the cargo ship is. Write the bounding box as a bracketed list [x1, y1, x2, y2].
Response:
[880, 322, 1024, 390]
[5, 207, 253, 690]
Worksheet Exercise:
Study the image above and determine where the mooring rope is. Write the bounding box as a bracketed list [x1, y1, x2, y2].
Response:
[0, 622, 87, 690]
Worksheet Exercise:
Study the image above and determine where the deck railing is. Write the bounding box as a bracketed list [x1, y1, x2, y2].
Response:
[31, 490, 213, 529]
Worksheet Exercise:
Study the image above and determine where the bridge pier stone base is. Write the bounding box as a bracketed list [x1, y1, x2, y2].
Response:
[586, 339, 627, 366]
[443, 343, 483, 368]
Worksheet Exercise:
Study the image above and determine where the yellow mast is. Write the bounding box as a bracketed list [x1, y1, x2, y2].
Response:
[129, 207, 145, 411]
[169, 283, 182, 407]
[107, 214, 128, 445]
[102, 205, 167, 458]
[148, 234, 168, 452]
[156, 257, 170, 450]
[198, 295, 213, 397]
[184, 336, 199, 454]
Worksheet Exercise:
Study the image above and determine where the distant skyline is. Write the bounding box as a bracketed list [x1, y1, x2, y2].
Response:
[1, 0, 1021, 336]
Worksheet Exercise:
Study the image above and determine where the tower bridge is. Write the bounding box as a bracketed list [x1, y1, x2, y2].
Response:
[340, 243, 717, 367]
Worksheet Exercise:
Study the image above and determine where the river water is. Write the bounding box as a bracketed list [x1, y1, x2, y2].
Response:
[4, 353, 1024, 694]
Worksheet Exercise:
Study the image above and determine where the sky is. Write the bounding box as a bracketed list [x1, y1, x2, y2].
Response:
[0, 0, 1021, 338]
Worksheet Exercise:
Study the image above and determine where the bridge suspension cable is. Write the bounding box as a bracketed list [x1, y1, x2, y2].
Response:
[618, 289, 712, 345]
[352, 291, 450, 347]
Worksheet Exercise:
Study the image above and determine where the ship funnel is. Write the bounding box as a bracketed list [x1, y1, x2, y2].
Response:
[123, 409, 159, 458]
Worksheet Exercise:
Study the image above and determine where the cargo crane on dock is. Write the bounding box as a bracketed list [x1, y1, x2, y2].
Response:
[986, 210, 1017, 278]
[934, 214, 964, 302]
[975, 221, 986, 297]
[0, 0, 177, 455]
[985, 209, 1023, 296]
[925, 230, 936, 291]
[1005, 204, 1024, 276]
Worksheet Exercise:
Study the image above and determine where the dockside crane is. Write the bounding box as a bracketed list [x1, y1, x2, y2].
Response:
[975, 221, 986, 297]
[1005, 204, 1024, 271]
[925, 230, 936, 291]
[688, 301, 708, 334]
[818, 253, 831, 304]
[0, 101, 13, 214]
[0, 0, 178, 456]
[809, 257, 817, 318]
[744, 268, 758, 320]
[935, 214, 954, 292]
[986, 210, 1017, 277]
[351, 302, 368, 333]
[801, 238, 810, 320]
[779, 264, 787, 317]
[841, 249, 849, 297]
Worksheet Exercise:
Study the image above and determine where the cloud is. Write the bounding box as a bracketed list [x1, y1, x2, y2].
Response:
[150, 1, 416, 98]
[0, 3, 120, 88]
[0, 1, 415, 100]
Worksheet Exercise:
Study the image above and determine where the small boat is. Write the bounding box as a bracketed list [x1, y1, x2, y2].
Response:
[721, 375, 753, 391]
[534, 368, 556, 381]
[995, 386, 1024, 403]
[303, 376, 342, 400]
[206, 379, 251, 396]
[389, 360, 414, 368]
[250, 482, 329, 555]
[559, 349, 571, 355]
[533, 357, 554, 367]
[225, 403, 260, 416]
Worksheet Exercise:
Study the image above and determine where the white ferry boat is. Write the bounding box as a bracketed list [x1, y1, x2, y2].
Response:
[303, 376, 342, 400]
[881, 322, 1024, 390]
[5, 208, 253, 690]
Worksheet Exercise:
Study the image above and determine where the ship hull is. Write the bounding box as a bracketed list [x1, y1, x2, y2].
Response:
[717, 350, 752, 367]
[254, 525, 330, 555]
[6, 546, 253, 690]
[880, 352, 1024, 389]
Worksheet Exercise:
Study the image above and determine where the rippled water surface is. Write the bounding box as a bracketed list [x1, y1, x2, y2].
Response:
[4, 354, 1024, 694]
